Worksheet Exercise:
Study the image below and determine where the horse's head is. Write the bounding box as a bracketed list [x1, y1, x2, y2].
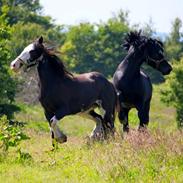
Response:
[10, 36, 44, 72]
[123, 31, 172, 75]
[145, 38, 172, 75]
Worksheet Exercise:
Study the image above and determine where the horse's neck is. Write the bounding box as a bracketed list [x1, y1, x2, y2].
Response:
[37, 57, 63, 89]
[120, 47, 145, 80]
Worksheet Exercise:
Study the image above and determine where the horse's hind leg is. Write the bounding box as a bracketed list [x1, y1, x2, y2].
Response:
[88, 110, 105, 140]
[101, 103, 115, 138]
[118, 107, 130, 133]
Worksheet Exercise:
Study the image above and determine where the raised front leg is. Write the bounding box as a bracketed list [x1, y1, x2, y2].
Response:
[44, 110, 55, 142]
[50, 116, 67, 143]
[49, 106, 70, 144]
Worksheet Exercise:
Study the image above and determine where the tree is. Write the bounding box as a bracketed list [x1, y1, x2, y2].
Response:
[161, 57, 183, 128]
[95, 18, 129, 76]
[0, 1, 65, 105]
[61, 23, 99, 73]
[0, 7, 18, 118]
[0, 0, 53, 29]
[165, 18, 183, 61]
[61, 10, 129, 77]
[9, 22, 66, 59]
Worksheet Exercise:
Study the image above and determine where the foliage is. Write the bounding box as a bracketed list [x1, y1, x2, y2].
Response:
[0, 90, 182, 182]
[0, 0, 53, 28]
[0, 6, 17, 109]
[161, 57, 183, 128]
[61, 11, 129, 77]
[0, 0, 66, 106]
[16, 148, 32, 163]
[0, 104, 20, 119]
[0, 115, 29, 152]
[165, 18, 183, 61]
[9, 22, 66, 59]
[96, 17, 129, 76]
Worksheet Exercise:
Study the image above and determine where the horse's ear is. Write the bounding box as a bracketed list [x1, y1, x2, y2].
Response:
[138, 29, 142, 36]
[38, 36, 43, 44]
[157, 40, 163, 47]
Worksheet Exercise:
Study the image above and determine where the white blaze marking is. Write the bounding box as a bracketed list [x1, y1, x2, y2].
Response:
[10, 43, 35, 71]
[18, 43, 34, 63]
[10, 59, 21, 71]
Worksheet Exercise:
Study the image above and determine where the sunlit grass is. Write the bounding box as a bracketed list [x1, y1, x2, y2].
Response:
[1, 84, 182, 182]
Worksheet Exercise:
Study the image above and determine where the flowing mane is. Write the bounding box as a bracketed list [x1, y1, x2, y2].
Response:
[123, 30, 164, 52]
[43, 46, 73, 78]
[123, 31, 143, 51]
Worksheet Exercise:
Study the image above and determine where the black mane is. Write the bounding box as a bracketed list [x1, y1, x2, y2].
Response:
[123, 30, 143, 51]
[47, 53, 73, 78]
[41, 45, 73, 78]
[123, 30, 164, 51]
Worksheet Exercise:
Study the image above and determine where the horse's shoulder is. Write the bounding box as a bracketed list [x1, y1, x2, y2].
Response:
[140, 70, 152, 88]
[140, 70, 150, 80]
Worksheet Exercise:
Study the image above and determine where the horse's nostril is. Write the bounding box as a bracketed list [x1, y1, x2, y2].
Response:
[13, 63, 15, 67]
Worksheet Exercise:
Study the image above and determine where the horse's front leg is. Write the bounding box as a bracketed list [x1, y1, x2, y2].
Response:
[50, 116, 67, 144]
[44, 111, 56, 145]
[118, 107, 130, 133]
[137, 100, 150, 131]
[50, 107, 69, 144]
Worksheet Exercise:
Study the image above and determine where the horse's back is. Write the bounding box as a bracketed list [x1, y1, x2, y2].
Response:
[74, 71, 116, 110]
[74, 71, 106, 82]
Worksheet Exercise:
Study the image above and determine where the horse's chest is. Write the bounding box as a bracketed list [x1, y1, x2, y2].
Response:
[118, 87, 138, 107]
[39, 90, 66, 112]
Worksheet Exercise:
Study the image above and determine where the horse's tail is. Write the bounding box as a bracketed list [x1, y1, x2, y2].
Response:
[110, 81, 122, 127]
[110, 82, 120, 123]
[115, 94, 121, 114]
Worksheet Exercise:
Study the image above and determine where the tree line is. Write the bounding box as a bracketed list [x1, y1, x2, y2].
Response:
[0, 0, 183, 127]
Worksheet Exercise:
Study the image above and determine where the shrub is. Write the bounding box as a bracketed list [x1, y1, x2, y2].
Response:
[161, 58, 183, 128]
[0, 115, 29, 152]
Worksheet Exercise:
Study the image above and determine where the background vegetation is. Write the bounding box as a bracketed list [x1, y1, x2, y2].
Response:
[0, 0, 183, 182]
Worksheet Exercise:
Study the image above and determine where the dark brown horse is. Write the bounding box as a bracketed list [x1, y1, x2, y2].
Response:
[10, 37, 116, 145]
[113, 31, 172, 132]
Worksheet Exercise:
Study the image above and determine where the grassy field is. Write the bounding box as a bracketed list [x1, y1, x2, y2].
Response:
[0, 85, 183, 183]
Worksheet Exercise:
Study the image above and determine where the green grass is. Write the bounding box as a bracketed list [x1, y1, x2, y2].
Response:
[0, 84, 182, 183]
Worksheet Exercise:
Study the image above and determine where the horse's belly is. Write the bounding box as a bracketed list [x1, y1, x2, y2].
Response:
[118, 91, 138, 108]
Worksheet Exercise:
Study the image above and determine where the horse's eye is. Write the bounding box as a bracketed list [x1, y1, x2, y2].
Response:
[29, 50, 38, 59]
[158, 50, 164, 57]
[159, 50, 162, 55]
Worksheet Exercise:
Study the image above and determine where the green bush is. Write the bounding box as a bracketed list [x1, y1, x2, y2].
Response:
[161, 57, 183, 128]
[0, 115, 29, 152]
[0, 6, 18, 117]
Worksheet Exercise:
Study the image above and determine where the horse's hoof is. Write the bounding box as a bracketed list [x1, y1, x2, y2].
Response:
[56, 135, 67, 144]
[138, 126, 147, 132]
[123, 126, 130, 133]
[90, 132, 104, 141]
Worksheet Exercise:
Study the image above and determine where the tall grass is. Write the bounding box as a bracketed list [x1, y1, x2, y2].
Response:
[0, 85, 182, 182]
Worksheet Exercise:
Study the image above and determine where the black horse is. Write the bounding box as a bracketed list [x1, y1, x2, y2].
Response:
[113, 31, 172, 132]
[10, 37, 116, 144]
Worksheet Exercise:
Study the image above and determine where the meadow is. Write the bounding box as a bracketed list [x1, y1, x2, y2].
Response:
[0, 84, 183, 183]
